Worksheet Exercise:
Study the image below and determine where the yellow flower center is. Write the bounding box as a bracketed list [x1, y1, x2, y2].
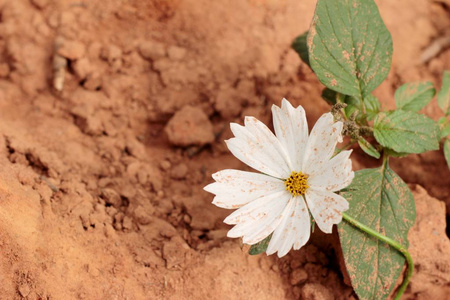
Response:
[285, 171, 309, 196]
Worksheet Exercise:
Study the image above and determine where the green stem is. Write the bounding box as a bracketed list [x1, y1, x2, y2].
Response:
[342, 212, 414, 300]
[356, 89, 367, 115]
[336, 92, 345, 104]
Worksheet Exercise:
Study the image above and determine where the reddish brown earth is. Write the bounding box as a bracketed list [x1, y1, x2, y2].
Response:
[0, 0, 449, 299]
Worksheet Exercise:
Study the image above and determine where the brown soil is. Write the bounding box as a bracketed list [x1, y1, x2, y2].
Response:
[0, 0, 449, 299]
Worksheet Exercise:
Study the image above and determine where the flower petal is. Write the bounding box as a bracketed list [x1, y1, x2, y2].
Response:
[308, 150, 354, 192]
[204, 169, 285, 209]
[302, 113, 343, 174]
[272, 99, 309, 171]
[266, 196, 311, 257]
[225, 190, 291, 244]
[305, 188, 349, 234]
[225, 116, 291, 178]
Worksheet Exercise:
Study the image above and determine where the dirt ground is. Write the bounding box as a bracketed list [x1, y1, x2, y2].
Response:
[0, 0, 449, 299]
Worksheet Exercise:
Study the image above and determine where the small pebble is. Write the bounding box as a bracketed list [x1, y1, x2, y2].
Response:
[160, 160, 172, 171]
[170, 163, 188, 179]
[57, 40, 86, 60]
[139, 41, 166, 60]
[164, 106, 215, 147]
[18, 284, 31, 297]
[167, 46, 187, 60]
[290, 268, 308, 285]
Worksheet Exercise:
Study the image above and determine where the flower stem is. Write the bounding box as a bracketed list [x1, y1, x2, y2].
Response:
[341, 212, 414, 300]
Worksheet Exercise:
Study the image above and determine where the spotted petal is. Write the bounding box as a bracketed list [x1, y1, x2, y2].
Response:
[266, 196, 311, 257]
[226, 117, 291, 179]
[225, 190, 291, 244]
[204, 169, 285, 209]
[302, 113, 343, 174]
[308, 150, 354, 192]
[272, 99, 309, 171]
[305, 187, 349, 234]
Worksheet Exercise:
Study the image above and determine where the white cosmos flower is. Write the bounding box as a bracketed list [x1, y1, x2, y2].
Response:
[204, 98, 354, 257]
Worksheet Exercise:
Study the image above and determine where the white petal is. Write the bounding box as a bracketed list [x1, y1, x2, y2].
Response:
[266, 196, 311, 257]
[204, 169, 285, 209]
[224, 190, 289, 224]
[308, 150, 354, 192]
[305, 188, 349, 234]
[225, 117, 291, 178]
[272, 99, 309, 171]
[302, 113, 343, 174]
[225, 191, 290, 244]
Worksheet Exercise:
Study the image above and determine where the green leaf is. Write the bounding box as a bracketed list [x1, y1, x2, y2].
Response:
[395, 82, 435, 112]
[358, 138, 380, 159]
[444, 139, 450, 169]
[437, 71, 450, 115]
[339, 165, 415, 300]
[364, 94, 381, 121]
[438, 117, 450, 139]
[292, 32, 310, 67]
[248, 234, 271, 255]
[308, 0, 393, 98]
[374, 110, 440, 154]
